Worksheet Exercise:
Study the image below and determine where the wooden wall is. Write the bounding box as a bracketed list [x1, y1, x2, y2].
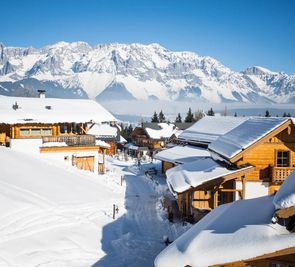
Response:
[235, 127, 295, 182]
[162, 161, 175, 174]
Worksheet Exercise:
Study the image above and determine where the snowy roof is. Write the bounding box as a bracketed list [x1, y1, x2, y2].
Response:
[166, 157, 253, 193]
[178, 116, 247, 144]
[0, 95, 116, 124]
[88, 123, 117, 137]
[154, 145, 210, 164]
[119, 135, 127, 143]
[155, 195, 295, 267]
[209, 117, 290, 160]
[145, 123, 177, 139]
[95, 140, 111, 148]
[273, 171, 295, 210]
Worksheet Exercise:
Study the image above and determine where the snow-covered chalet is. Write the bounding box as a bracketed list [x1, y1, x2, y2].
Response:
[0, 94, 117, 174]
[156, 116, 295, 220]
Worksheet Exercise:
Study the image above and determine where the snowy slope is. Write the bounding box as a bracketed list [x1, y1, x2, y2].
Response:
[0, 147, 187, 267]
[0, 41, 294, 103]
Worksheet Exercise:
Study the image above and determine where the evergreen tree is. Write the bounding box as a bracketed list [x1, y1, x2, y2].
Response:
[283, 112, 287, 117]
[159, 110, 166, 123]
[184, 107, 195, 122]
[234, 112, 237, 117]
[265, 110, 271, 117]
[175, 113, 182, 123]
[207, 107, 215, 116]
[151, 111, 159, 123]
[287, 112, 292, 117]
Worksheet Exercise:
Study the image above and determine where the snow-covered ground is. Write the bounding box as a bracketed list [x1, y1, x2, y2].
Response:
[0, 147, 188, 267]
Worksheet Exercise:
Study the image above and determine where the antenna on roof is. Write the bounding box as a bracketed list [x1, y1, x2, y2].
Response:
[37, 89, 46, 99]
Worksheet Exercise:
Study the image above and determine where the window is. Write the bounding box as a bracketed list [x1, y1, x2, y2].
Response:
[276, 151, 290, 167]
[42, 128, 52, 135]
[271, 262, 293, 267]
[20, 129, 30, 136]
[31, 129, 41, 135]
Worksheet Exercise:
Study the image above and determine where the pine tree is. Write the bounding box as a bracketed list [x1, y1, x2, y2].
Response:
[287, 112, 292, 117]
[207, 107, 215, 116]
[265, 110, 271, 117]
[184, 107, 195, 122]
[159, 110, 166, 123]
[283, 112, 287, 117]
[234, 112, 237, 117]
[175, 113, 182, 123]
[151, 111, 159, 123]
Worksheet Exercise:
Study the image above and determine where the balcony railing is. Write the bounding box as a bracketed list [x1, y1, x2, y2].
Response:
[272, 167, 295, 182]
[42, 135, 96, 147]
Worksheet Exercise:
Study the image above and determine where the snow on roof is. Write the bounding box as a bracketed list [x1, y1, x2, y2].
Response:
[96, 140, 111, 148]
[273, 171, 295, 210]
[145, 123, 176, 139]
[0, 95, 116, 124]
[166, 157, 253, 193]
[88, 123, 117, 137]
[119, 135, 127, 143]
[209, 117, 289, 160]
[155, 195, 295, 267]
[178, 116, 247, 144]
[154, 145, 210, 164]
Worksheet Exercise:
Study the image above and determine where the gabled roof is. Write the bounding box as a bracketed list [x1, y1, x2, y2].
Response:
[155, 171, 295, 267]
[209, 117, 291, 161]
[144, 123, 177, 139]
[0, 95, 116, 124]
[154, 145, 210, 164]
[166, 157, 253, 194]
[87, 123, 117, 137]
[178, 116, 247, 145]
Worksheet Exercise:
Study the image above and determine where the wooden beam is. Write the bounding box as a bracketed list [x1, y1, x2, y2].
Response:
[241, 175, 246, 200]
[276, 205, 295, 219]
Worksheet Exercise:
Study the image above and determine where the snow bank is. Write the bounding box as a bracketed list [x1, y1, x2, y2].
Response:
[209, 117, 289, 159]
[273, 171, 295, 209]
[0, 95, 116, 124]
[178, 116, 247, 144]
[155, 195, 295, 267]
[0, 147, 123, 266]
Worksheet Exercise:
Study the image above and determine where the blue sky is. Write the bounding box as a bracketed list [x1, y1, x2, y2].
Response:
[1, 0, 294, 74]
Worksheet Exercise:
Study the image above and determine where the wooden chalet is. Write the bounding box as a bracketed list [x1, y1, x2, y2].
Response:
[87, 122, 122, 155]
[130, 122, 178, 156]
[157, 116, 247, 174]
[155, 173, 295, 267]
[0, 95, 116, 174]
[164, 117, 295, 220]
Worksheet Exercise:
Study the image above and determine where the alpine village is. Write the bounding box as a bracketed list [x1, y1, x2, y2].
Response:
[1, 1, 294, 266]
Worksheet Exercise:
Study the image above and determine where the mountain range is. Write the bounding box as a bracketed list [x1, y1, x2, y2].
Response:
[0, 41, 294, 103]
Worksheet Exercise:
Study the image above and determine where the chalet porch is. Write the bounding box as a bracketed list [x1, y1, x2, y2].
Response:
[166, 157, 255, 220]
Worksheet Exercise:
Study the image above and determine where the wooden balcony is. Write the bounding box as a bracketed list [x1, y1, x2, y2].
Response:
[42, 134, 96, 146]
[272, 167, 295, 182]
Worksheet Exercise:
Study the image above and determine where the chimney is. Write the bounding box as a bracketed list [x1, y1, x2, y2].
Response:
[37, 89, 46, 98]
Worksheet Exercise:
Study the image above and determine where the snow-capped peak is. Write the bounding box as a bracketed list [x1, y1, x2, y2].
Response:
[0, 41, 294, 104]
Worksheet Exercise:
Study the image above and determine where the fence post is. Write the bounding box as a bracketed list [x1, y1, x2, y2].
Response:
[113, 204, 116, 219]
